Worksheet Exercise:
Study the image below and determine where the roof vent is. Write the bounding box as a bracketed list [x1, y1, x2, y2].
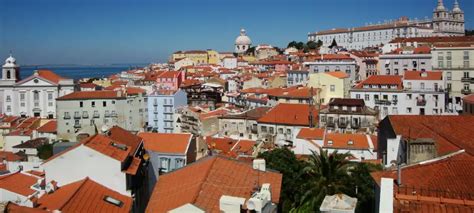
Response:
[104, 196, 124, 207]
[110, 142, 128, 151]
[348, 140, 354, 145]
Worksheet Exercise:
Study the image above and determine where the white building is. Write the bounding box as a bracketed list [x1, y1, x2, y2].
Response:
[147, 89, 187, 133]
[235, 29, 252, 54]
[379, 46, 433, 76]
[431, 43, 474, 112]
[303, 54, 358, 81]
[350, 73, 446, 119]
[221, 56, 237, 69]
[43, 126, 144, 196]
[0, 55, 74, 118]
[56, 88, 147, 141]
[307, 0, 465, 50]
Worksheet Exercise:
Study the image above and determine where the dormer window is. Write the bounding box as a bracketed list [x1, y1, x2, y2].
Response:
[348, 140, 354, 145]
[328, 140, 333, 146]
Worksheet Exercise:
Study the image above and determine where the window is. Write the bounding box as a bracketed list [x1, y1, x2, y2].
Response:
[407, 94, 412, 100]
[447, 72, 452, 80]
[48, 93, 53, 100]
[6, 95, 11, 102]
[464, 84, 470, 90]
[103, 101, 107, 107]
[6, 105, 11, 112]
[356, 94, 361, 99]
[364, 94, 370, 101]
[160, 157, 170, 171]
[464, 72, 470, 78]
[20, 93, 25, 101]
[406, 107, 412, 113]
[420, 83, 425, 90]
[91, 101, 95, 107]
[374, 95, 379, 100]
[330, 85, 335, 92]
[261, 126, 267, 133]
[269, 127, 274, 134]
[80, 101, 83, 108]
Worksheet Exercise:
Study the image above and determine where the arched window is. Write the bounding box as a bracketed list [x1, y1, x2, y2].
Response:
[6, 70, 11, 79]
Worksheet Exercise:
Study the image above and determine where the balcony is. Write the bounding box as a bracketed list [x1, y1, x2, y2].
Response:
[375, 99, 391, 105]
[74, 113, 81, 119]
[63, 115, 71, 120]
[93, 112, 100, 118]
[416, 99, 427, 106]
[461, 77, 471, 83]
[461, 89, 472, 95]
[82, 112, 89, 119]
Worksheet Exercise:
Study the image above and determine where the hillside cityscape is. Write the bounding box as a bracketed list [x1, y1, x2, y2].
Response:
[0, 0, 474, 212]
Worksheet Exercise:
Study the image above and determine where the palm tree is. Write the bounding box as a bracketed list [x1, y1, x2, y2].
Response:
[291, 148, 354, 212]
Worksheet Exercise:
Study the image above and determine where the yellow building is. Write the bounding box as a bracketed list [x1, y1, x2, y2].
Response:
[206, 49, 220, 65]
[307, 71, 350, 104]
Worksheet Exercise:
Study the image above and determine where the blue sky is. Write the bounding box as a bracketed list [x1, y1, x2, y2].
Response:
[1, 0, 473, 65]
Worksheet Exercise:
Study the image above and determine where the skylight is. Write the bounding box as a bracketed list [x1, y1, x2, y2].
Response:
[104, 196, 124, 207]
[110, 142, 128, 151]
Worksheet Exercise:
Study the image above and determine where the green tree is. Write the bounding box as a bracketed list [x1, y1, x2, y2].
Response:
[291, 149, 353, 212]
[258, 148, 308, 212]
[287, 41, 299, 48]
[306, 41, 318, 50]
[37, 144, 54, 160]
[245, 46, 256, 56]
[466, 29, 474, 36]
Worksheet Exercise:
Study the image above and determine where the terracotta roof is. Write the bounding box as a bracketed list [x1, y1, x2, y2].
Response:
[36, 120, 57, 133]
[57, 91, 125, 100]
[146, 156, 282, 213]
[258, 103, 319, 126]
[138, 132, 192, 154]
[354, 75, 403, 89]
[371, 151, 474, 195]
[5, 202, 48, 213]
[296, 128, 325, 140]
[268, 87, 319, 99]
[83, 135, 131, 162]
[13, 137, 48, 149]
[79, 82, 99, 88]
[37, 178, 132, 212]
[107, 126, 142, 156]
[329, 98, 365, 107]
[463, 94, 474, 104]
[0, 151, 27, 162]
[390, 36, 474, 44]
[324, 133, 372, 150]
[37, 70, 67, 84]
[124, 157, 141, 175]
[387, 115, 474, 156]
[404, 71, 442, 81]
[413, 46, 432, 54]
[0, 172, 39, 196]
[325, 71, 349, 79]
[219, 107, 271, 120]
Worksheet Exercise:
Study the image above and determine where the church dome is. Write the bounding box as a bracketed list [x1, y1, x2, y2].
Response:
[452, 0, 463, 13]
[5, 55, 16, 65]
[235, 29, 252, 46]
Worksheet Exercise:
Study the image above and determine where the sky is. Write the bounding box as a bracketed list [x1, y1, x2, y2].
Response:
[0, 0, 473, 65]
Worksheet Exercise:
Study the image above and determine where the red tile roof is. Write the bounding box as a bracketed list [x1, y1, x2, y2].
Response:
[0, 151, 26, 162]
[354, 75, 403, 89]
[37, 178, 132, 213]
[371, 151, 474, 196]
[5, 202, 48, 213]
[268, 87, 319, 99]
[57, 91, 125, 100]
[107, 126, 143, 156]
[146, 156, 282, 213]
[404, 71, 442, 81]
[37, 70, 67, 84]
[83, 135, 131, 162]
[36, 120, 57, 133]
[463, 94, 474, 104]
[0, 172, 39, 196]
[296, 128, 325, 140]
[387, 115, 474, 156]
[258, 103, 319, 126]
[138, 132, 192, 154]
[326, 71, 349, 79]
[324, 133, 372, 150]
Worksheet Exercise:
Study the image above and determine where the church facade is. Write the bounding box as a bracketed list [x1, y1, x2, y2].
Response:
[0, 54, 75, 118]
[308, 0, 465, 50]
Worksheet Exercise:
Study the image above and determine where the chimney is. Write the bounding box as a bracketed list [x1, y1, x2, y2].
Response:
[219, 195, 246, 213]
[253, 159, 266, 172]
[379, 178, 394, 213]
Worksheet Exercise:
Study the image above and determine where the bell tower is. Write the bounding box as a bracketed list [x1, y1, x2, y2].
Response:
[432, 0, 448, 34]
[2, 53, 20, 83]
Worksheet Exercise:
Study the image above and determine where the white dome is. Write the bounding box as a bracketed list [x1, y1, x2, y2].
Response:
[235, 29, 252, 46]
[5, 55, 16, 65]
[452, 0, 462, 13]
